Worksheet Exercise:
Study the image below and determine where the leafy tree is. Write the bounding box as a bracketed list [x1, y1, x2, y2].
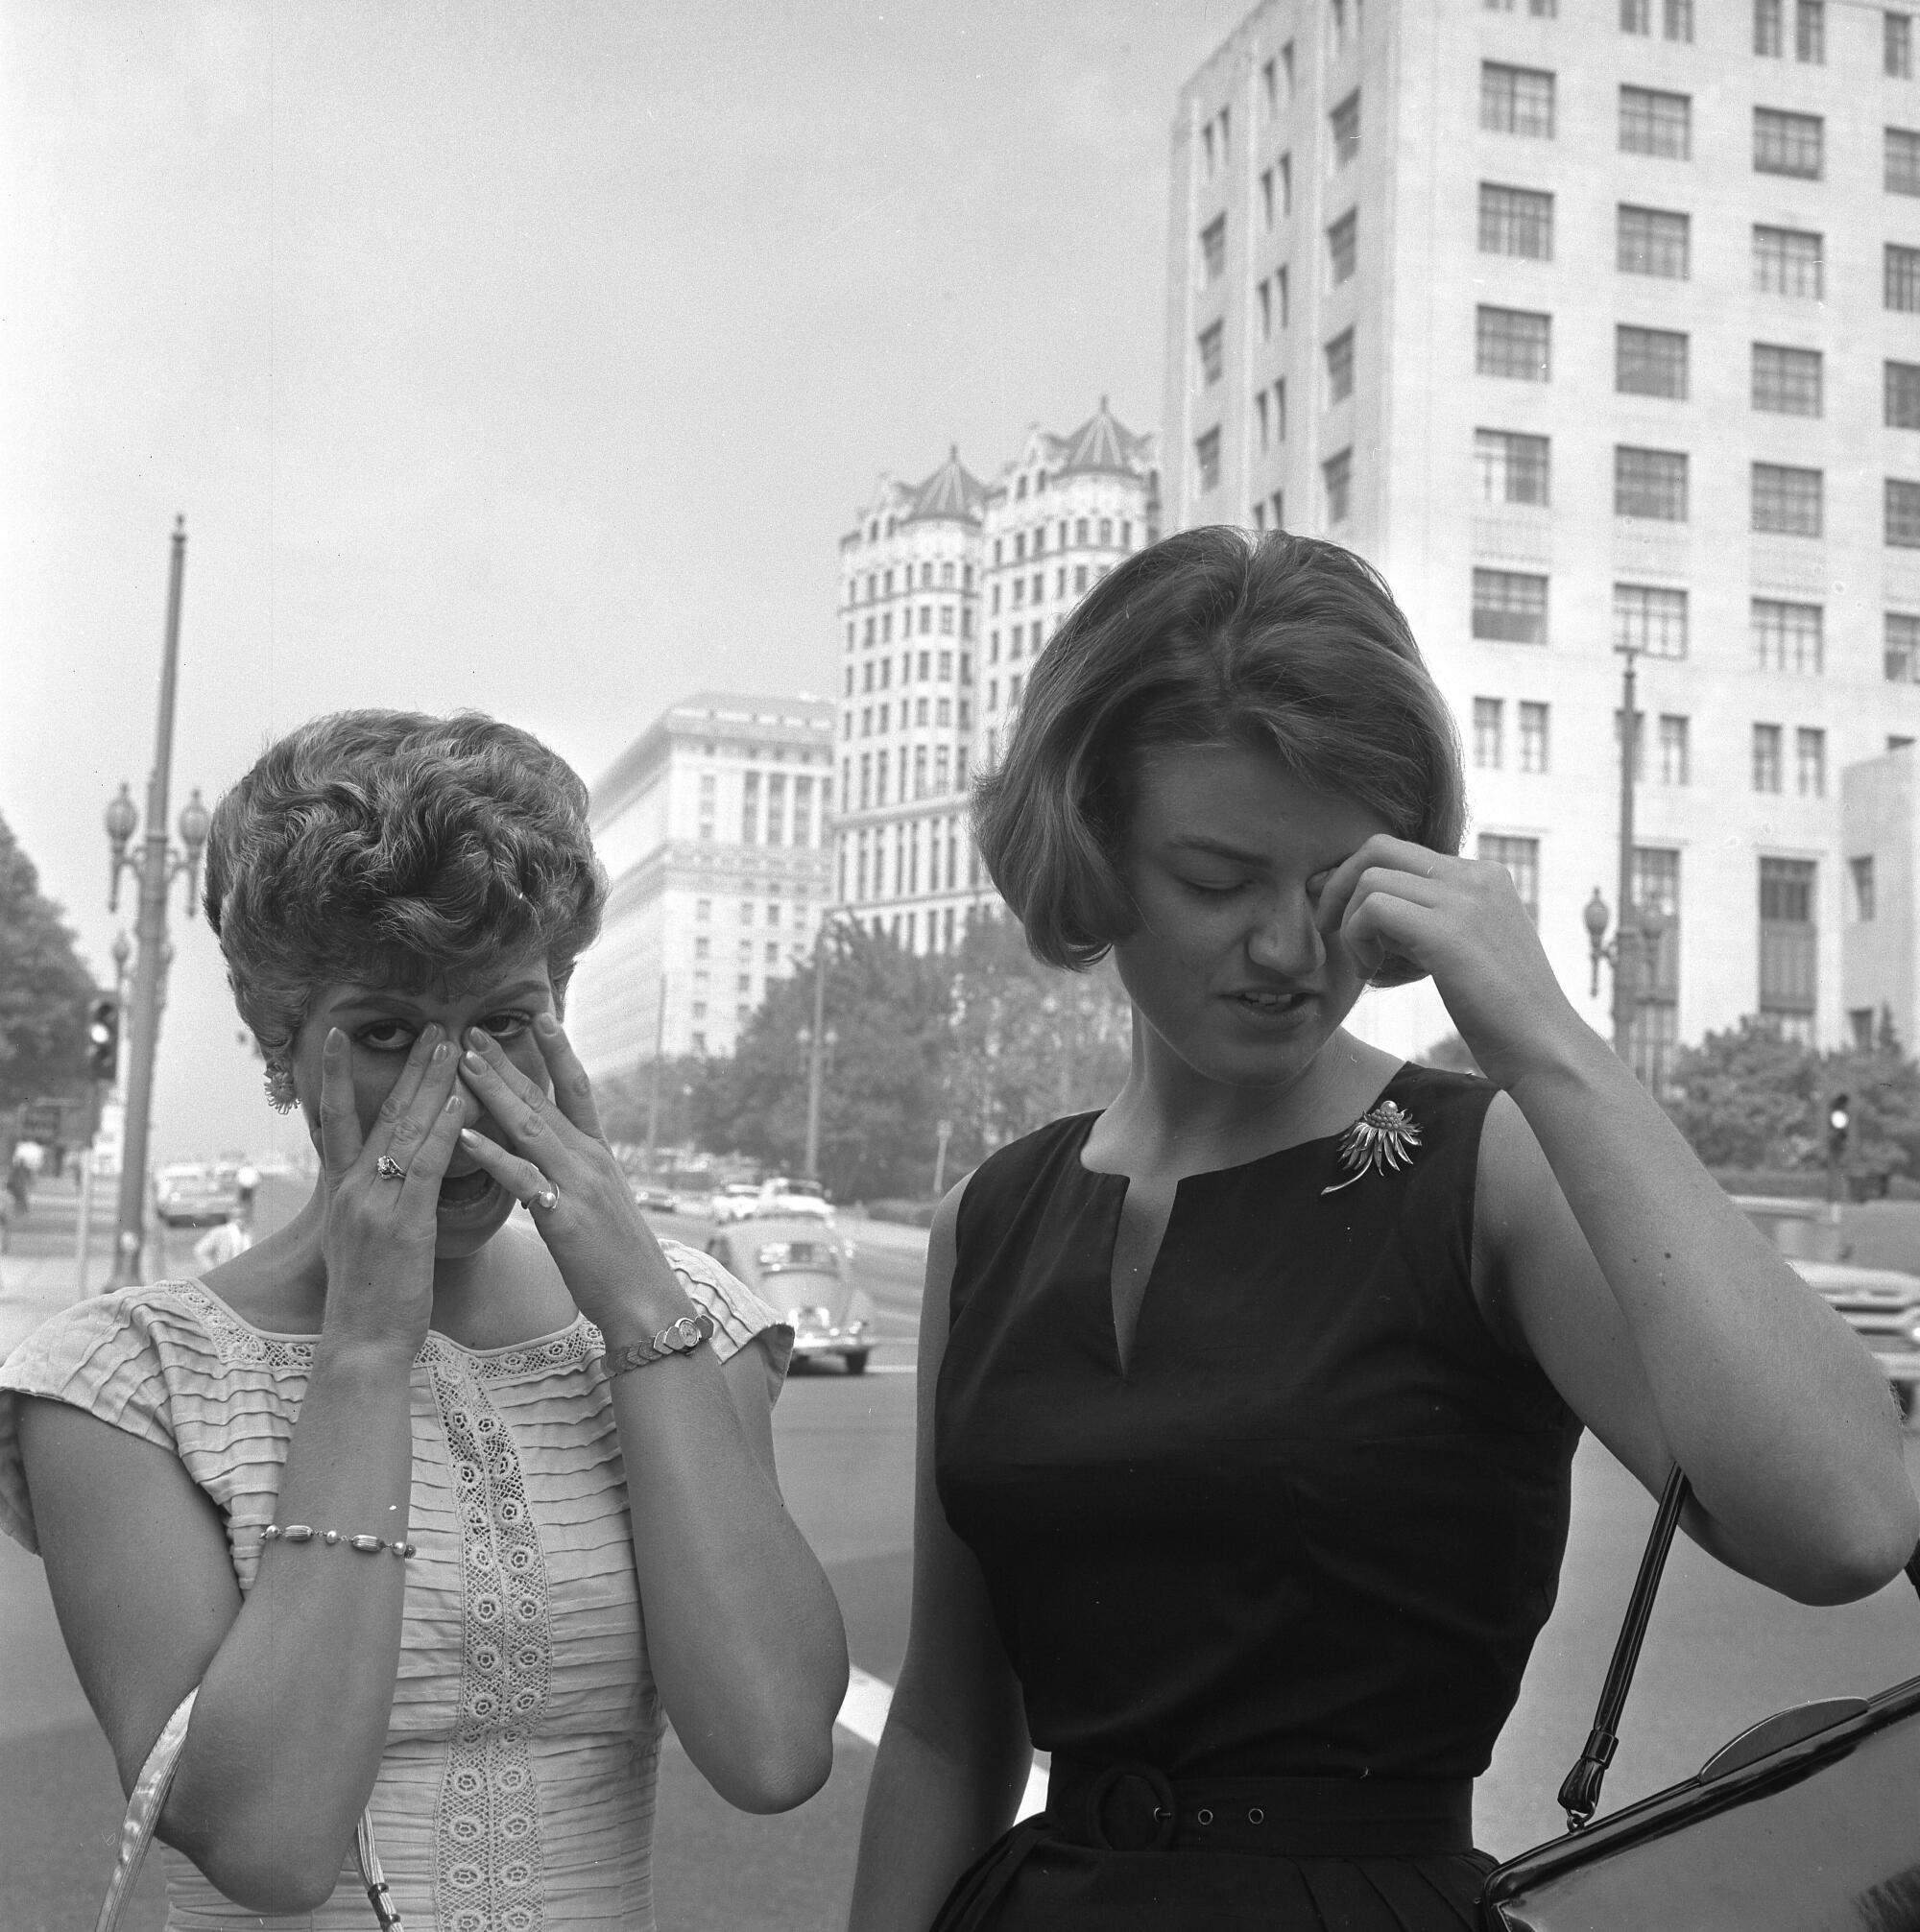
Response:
[0, 813, 96, 1116]
[1661, 1017, 1823, 1169]
[1819, 1009, 1920, 1183]
[592, 1055, 711, 1153]
[696, 924, 951, 1203]
[942, 913, 1132, 1165]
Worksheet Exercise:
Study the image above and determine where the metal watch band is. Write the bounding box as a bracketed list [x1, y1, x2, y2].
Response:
[605, 1310, 716, 1378]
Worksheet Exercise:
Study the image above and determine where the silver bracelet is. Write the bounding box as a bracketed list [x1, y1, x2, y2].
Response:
[261, 1523, 418, 1559]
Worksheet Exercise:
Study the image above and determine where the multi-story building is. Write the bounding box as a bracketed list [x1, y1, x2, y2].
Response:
[1165, 0, 1920, 1074]
[565, 691, 835, 1076]
[835, 406, 1160, 952]
[833, 452, 987, 957]
[977, 402, 1162, 771]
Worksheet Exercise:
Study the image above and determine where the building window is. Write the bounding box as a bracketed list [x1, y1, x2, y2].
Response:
[1615, 584, 1689, 656]
[1200, 214, 1227, 282]
[1475, 429, 1550, 506]
[1753, 723, 1784, 791]
[1478, 834, 1540, 923]
[1852, 855, 1878, 920]
[1473, 568, 1548, 643]
[1754, 226, 1823, 297]
[1273, 380, 1287, 441]
[1888, 611, 1920, 680]
[1658, 714, 1691, 785]
[1756, 0, 1784, 55]
[1620, 86, 1691, 158]
[1615, 325, 1688, 400]
[1478, 182, 1553, 259]
[1328, 209, 1357, 283]
[1628, 846, 1681, 1085]
[1622, 0, 1650, 30]
[1197, 321, 1225, 386]
[1796, 726, 1827, 797]
[1893, 12, 1915, 78]
[1331, 89, 1360, 167]
[1752, 344, 1822, 416]
[1324, 448, 1354, 523]
[1326, 328, 1356, 403]
[1796, 0, 1825, 61]
[1891, 362, 1920, 428]
[1473, 697, 1504, 769]
[1519, 702, 1550, 773]
[1891, 244, 1920, 311]
[1256, 390, 1271, 449]
[1195, 427, 1222, 493]
[1752, 464, 1822, 537]
[1752, 597, 1824, 672]
[1755, 107, 1823, 178]
[1889, 128, 1920, 195]
[740, 772, 759, 845]
[1481, 62, 1556, 137]
[1759, 856, 1817, 1037]
[1476, 305, 1551, 380]
[1618, 204, 1690, 277]
[1889, 478, 1920, 546]
[1615, 447, 1688, 521]
[1665, 0, 1693, 38]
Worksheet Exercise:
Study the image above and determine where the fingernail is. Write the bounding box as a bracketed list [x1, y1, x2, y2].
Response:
[432, 1041, 451, 1063]
[535, 1013, 559, 1037]
[445, 1093, 464, 1113]
[324, 1027, 345, 1052]
[466, 1028, 489, 1051]
[459, 1128, 481, 1147]
[462, 1050, 486, 1075]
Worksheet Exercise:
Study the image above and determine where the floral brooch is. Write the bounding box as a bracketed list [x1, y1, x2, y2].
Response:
[1320, 1100, 1423, 1196]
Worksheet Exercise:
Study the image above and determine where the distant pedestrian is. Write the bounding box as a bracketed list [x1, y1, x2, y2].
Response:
[850, 528, 1919, 1931]
[191, 1196, 254, 1273]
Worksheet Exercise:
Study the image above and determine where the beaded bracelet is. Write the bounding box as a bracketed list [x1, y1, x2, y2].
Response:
[261, 1523, 418, 1559]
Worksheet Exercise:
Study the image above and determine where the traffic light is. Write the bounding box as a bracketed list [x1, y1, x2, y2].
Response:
[85, 995, 119, 1083]
[1828, 1093, 1852, 1163]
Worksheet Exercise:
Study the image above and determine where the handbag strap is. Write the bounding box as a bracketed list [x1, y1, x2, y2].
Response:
[1556, 1462, 1920, 1832]
[96, 1685, 402, 1931]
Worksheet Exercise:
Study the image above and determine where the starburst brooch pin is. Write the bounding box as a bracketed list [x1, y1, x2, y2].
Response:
[1320, 1100, 1423, 1196]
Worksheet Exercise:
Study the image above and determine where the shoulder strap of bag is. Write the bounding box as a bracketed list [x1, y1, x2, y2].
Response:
[96, 1685, 401, 1931]
[1556, 1463, 1920, 1833]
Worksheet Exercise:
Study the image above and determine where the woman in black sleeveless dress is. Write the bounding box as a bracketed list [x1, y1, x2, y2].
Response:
[848, 531, 1917, 1931]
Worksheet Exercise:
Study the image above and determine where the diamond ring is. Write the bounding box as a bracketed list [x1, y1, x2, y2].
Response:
[374, 1155, 406, 1181]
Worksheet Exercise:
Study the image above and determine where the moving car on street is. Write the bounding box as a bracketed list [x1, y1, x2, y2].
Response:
[155, 1162, 242, 1229]
[705, 1212, 875, 1373]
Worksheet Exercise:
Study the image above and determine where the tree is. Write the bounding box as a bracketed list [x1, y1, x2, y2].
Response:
[1818, 1010, 1920, 1185]
[0, 812, 96, 1116]
[942, 913, 1132, 1166]
[593, 1055, 711, 1155]
[1660, 1015, 1831, 1171]
[696, 924, 952, 1203]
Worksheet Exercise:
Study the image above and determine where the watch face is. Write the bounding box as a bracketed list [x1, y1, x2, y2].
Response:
[672, 1315, 701, 1349]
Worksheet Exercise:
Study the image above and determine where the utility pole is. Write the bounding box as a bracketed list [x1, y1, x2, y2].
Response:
[104, 519, 208, 1288]
[1611, 646, 1640, 1061]
[642, 972, 668, 1177]
[803, 924, 829, 1185]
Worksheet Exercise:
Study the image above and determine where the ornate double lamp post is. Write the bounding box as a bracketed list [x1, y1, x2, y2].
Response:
[103, 518, 208, 1287]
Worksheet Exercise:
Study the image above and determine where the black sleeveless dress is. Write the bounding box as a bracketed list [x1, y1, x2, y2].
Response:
[932, 1064, 1583, 1929]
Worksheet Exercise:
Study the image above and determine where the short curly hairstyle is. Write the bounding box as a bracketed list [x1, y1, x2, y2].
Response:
[972, 528, 1465, 971]
[204, 709, 607, 1059]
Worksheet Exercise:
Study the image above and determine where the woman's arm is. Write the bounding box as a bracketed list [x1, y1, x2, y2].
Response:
[849, 1178, 1032, 1932]
[454, 1018, 846, 1810]
[1326, 839, 1920, 1604]
[21, 1024, 468, 1914]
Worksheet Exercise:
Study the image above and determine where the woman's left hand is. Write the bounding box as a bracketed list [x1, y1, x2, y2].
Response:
[456, 1016, 691, 1336]
[1312, 835, 1582, 1089]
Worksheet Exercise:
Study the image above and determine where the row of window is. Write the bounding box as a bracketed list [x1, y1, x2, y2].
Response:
[990, 563, 1098, 613]
[846, 648, 971, 696]
[1751, 0, 1916, 75]
[988, 620, 1050, 666]
[847, 742, 972, 811]
[847, 604, 972, 651]
[849, 817, 974, 902]
[845, 696, 974, 743]
[691, 896, 811, 925]
[847, 559, 970, 606]
[992, 517, 1131, 565]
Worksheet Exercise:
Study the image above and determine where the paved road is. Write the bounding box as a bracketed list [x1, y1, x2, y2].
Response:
[8, 1188, 1920, 1927]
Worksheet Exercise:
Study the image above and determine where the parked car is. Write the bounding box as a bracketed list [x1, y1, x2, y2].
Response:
[706, 1215, 875, 1373]
[1788, 1258, 1920, 1420]
[155, 1161, 242, 1228]
[631, 1184, 681, 1214]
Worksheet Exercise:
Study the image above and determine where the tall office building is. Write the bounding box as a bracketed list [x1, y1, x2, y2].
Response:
[565, 691, 835, 1077]
[835, 406, 1160, 952]
[1166, 0, 1920, 1073]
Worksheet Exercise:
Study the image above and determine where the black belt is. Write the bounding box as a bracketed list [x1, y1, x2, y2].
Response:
[931, 1758, 1476, 1931]
[1046, 1756, 1475, 1858]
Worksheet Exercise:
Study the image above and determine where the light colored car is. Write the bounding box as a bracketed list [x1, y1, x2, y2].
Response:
[709, 1182, 766, 1225]
[705, 1215, 875, 1373]
[754, 1189, 835, 1224]
[631, 1184, 681, 1214]
[155, 1161, 242, 1229]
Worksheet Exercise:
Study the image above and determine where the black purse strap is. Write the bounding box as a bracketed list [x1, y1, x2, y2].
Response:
[1555, 1463, 1920, 1832]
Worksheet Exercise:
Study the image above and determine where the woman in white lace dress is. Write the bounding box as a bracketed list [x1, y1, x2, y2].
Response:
[0, 710, 848, 1929]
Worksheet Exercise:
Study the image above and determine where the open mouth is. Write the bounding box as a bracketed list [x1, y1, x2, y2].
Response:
[1227, 989, 1311, 1018]
[436, 1168, 498, 1211]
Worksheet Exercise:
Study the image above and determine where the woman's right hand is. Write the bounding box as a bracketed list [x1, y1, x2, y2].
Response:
[317, 1024, 466, 1353]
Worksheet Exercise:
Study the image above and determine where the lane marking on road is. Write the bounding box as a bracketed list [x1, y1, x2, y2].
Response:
[836, 1664, 1050, 1817]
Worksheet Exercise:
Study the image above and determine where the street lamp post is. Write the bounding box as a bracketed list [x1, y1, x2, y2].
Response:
[801, 917, 846, 1187]
[1582, 643, 1654, 1072]
[104, 518, 208, 1288]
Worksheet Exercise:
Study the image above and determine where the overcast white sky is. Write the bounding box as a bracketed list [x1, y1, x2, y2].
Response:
[2, 0, 1244, 1159]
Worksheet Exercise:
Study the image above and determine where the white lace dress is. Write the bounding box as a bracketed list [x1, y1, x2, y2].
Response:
[0, 1240, 790, 1931]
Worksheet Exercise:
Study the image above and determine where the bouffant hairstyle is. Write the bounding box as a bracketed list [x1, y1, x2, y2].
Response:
[972, 527, 1464, 971]
[204, 709, 606, 1060]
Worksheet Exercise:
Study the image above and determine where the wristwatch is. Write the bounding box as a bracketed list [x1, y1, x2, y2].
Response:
[605, 1311, 716, 1379]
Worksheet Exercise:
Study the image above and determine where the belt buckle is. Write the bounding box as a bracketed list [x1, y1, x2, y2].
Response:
[1083, 1761, 1177, 1853]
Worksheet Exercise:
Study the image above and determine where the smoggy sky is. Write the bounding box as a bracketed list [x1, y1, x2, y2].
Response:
[2, 0, 1242, 1162]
